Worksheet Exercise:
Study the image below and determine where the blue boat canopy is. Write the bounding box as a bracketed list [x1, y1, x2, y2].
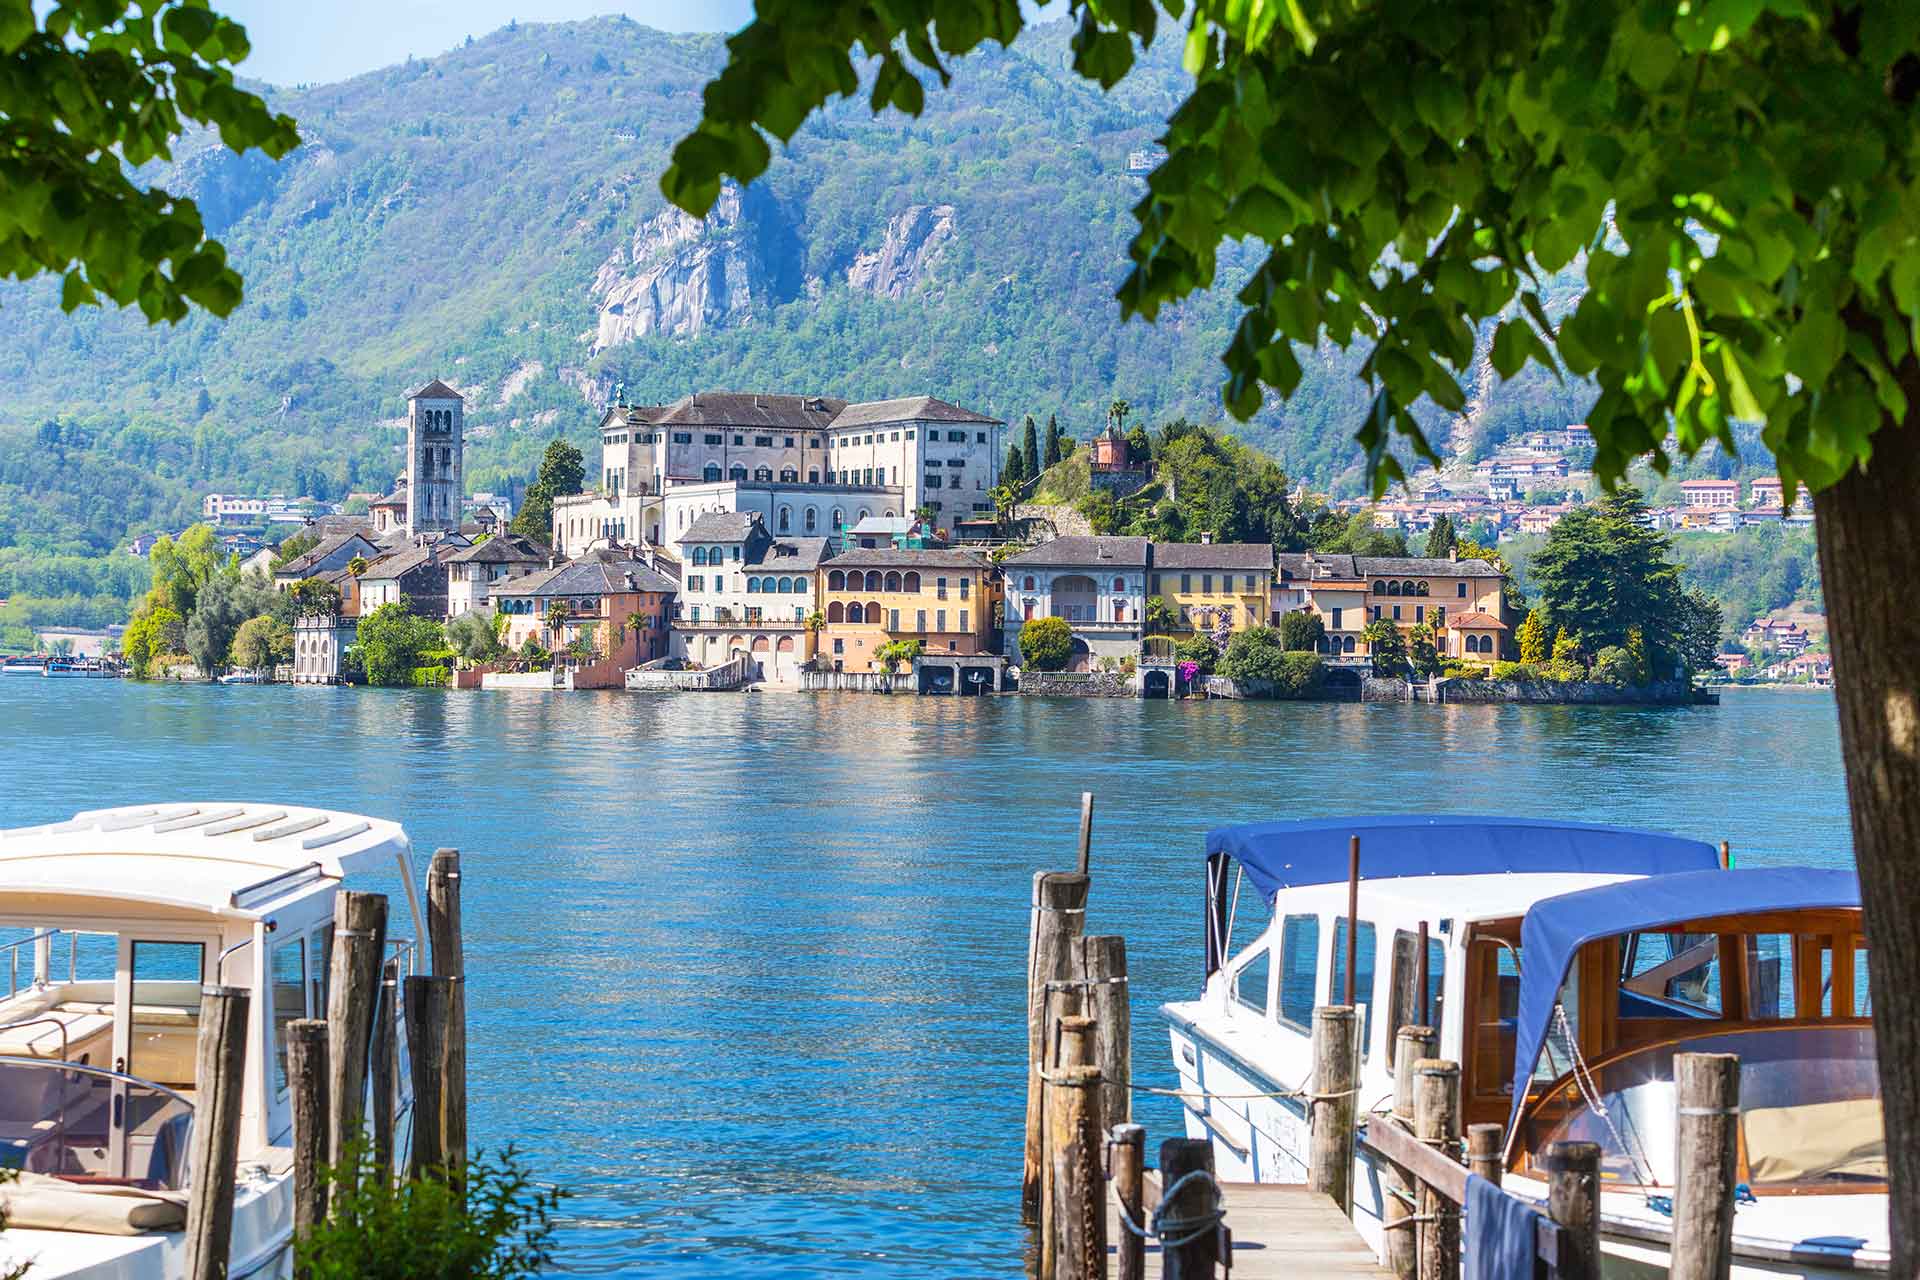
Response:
[1505, 866, 1862, 1142]
[1205, 815, 1719, 904]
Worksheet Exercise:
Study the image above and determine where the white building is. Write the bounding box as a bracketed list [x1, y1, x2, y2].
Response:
[670, 510, 830, 685]
[444, 532, 549, 619]
[999, 536, 1151, 665]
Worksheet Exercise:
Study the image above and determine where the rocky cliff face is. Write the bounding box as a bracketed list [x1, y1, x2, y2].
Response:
[846, 204, 956, 299]
[590, 186, 766, 351]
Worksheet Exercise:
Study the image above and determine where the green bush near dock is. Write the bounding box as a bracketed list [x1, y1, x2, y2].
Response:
[1019, 617, 1072, 671]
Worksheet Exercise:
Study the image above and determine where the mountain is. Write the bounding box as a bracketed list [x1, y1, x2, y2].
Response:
[0, 16, 1595, 599]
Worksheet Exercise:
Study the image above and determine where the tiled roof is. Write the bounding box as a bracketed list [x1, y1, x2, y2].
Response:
[748, 537, 832, 573]
[1002, 536, 1149, 568]
[407, 378, 464, 401]
[824, 547, 991, 569]
[275, 530, 373, 578]
[648, 392, 846, 431]
[493, 547, 678, 598]
[358, 545, 438, 581]
[679, 511, 760, 544]
[1352, 556, 1506, 579]
[444, 533, 549, 565]
[828, 396, 1000, 429]
[1447, 611, 1508, 630]
[1150, 542, 1275, 571]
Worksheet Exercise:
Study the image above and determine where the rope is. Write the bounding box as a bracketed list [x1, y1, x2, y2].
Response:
[1151, 1168, 1228, 1248]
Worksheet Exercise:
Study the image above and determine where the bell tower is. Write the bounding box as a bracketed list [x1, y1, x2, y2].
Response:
[405, 379, 465, 536]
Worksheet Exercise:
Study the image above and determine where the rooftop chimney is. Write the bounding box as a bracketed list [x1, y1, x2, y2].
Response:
[1200, 531, 1213, 544]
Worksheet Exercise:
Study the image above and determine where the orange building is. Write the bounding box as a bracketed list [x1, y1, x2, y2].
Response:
[819, 548, 1001, 673]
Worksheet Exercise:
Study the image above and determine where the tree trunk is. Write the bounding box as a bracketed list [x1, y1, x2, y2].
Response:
[1813, 416, 1920, 1273]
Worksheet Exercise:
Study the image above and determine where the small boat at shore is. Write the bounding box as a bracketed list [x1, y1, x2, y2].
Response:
[1164, 816, 1883, 1276]
[215, 670, 265, 685]
[0, 803, 424, 1278]
[1, 657, 44, 676]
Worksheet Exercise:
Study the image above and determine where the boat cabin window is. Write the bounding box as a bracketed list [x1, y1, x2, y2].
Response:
[1385, 930, 1447, 1067]
[1328, 918, 1377, 1054]
[1620, 930, 1721, 1016]
[310, 922, 334, 1016]
[271, 937, 306, 1095]
[1277, 915, 1320, 1031]
[1744, 933, 1796, 1019]
[1233, 947, 1270, 1016]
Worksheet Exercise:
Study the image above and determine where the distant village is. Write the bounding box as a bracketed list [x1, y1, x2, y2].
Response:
[45, 378, 1824, 695]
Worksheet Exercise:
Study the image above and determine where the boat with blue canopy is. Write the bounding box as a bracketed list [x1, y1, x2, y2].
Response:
[1163, 815, 1883, 1277]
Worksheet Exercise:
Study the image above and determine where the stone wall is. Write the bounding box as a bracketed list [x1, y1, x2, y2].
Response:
[800, 670, 910, 693]
[1017, 670, 1136, 698]
[1363, 677, 1413, 702]
[1438, 677, 1700, 705]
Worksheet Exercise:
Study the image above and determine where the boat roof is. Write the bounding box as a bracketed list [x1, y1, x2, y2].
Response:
[1505, 866, 1861, 1143]
[1206, 815, 1720, 903]
[0, 803, 410, 921]
[1248, 871, 1641, 926]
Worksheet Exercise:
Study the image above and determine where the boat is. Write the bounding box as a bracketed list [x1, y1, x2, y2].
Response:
[1163, 815, 1884, 1277]
[0, 803, 424, 1278]
[1, 657, 44, 676]
[216, 671, 266, 685]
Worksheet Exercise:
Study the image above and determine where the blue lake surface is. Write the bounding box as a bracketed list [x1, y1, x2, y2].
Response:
[0, 681, 1850, 1275]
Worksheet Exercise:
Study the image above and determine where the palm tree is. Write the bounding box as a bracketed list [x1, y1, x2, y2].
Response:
[1108, 398, 1131, 432]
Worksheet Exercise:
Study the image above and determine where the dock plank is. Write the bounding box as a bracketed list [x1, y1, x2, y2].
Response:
[1105, 1175, 1390, 1278]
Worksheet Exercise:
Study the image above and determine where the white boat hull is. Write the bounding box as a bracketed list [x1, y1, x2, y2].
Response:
[0, 1168, 291, 1280]
[1167, 1016, 1888, 1277]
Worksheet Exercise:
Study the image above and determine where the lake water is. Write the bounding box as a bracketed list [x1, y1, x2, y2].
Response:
[0, 681, 1851, 1275]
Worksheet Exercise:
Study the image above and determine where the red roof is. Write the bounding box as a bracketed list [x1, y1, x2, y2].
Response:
[1447, 611, 1507, 630]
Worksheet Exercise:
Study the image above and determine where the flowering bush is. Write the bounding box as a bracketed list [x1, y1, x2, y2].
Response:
[1177, 660, 1200, 685]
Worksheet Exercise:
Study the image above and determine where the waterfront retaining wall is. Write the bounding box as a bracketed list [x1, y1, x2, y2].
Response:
[800, 671, 909, 693]
[480, 670, 561, 691]
[1438, 677, 1700, 705]
[1363, 677, 1413, 702]
[1204, 675, 1351, 701]
[1017, 671, 1136, 698]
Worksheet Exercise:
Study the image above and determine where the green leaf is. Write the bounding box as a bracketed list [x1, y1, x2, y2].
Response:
[1783, 305, 1843, 387]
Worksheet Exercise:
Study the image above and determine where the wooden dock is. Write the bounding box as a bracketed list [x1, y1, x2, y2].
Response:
[1106, 1172, 1391, 1277]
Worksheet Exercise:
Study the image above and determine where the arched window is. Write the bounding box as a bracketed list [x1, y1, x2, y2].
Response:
[904, 572, 921, 593]
[778, 507, 792, 533]
[754, 467, 773, 483]
[884, 571, 902, 592]
[1386, 581, 1400, 596]
[778, 577, 793, 594]
[1402, 581, 1417, 596]
[692, 547, 707, 566]
[704, 463, 722, 483]
[1417, 581, 1430, 596]
[858, 508, 872, 522]
[1344, 635, 1356, 653]
[884, 509, 896, 518]
[828, 570, 845, 590]
[1023, 576, 1036, 591]
[730, 465, 748, 483]
[745, 578, 758, 593]
[1113, 578, 1125, 592]
[864, 571, 883, 592]
[828, 601, 845, 622]
[1373, 580, 1386, 594]
[1115, 601, 1127, 622]
[849, 603, 864, 623]
[802, 508, 817, 533]
[792, 575, 807, 593]
[832, 508, 844, 531]
[780, 468, 798, 483]
[867, 600, 882, 622]
[710, 546, 726, 564]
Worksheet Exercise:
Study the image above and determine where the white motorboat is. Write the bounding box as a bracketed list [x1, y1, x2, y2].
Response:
[1, 658, 44, 677]
[1164, 816, 1885, 1276]
[0, 803, 424, 1278]
[215, 671, 265, 685]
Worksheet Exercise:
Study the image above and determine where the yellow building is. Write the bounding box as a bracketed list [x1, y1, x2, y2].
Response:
[819, 548, 1002, 673]
[1277, 552, 1509, 665]
[1148, 543, 1274, 638]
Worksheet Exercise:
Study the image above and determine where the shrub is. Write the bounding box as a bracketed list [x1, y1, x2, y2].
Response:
[1269, 651, 1327, 697]
[1219, 625, 1288, 683]
[1019, 616, 1073, 670]
[409, 666, 449, 688]
[1491, 661, 1540, 681]
[1591, 645, 1638, 686]
[875, 638, 923, 674]
[1277, 609, 1326, 652]
[1174, 633, 1219, 675]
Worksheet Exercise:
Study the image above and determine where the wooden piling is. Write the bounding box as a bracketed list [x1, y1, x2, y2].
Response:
[1078, 934, 1130, 1128]
[369, 958, 398, 1177]
[327, 891, 388, 1168]
[1543, 1140, 1601, 1280]
[427, 849, 467, 1183]
[403, 974, 455, 1180]
[287, 1019, 330, 1250]
[1671, 1052, 1740, 1280]
[1384, 1025, 1436, 1279]
[1412, 1058, 1460, 1280]
[184, 985, 250, 1280]
[1024, 870, 1089, 1223]
[1465, 1123, 1503, 1187]
[1041, 1014, 1096, 1280]
[1158, 1137, 1221, 1280]
[1309, 1005, 1358, 1212]
[1046, 1063, 1106, 1280]
[1108, 1123, 1146, 1280]
[1076, 792, 1095, 876]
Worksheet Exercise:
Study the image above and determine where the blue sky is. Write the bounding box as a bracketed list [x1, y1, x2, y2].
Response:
[218, 2, 756, 87]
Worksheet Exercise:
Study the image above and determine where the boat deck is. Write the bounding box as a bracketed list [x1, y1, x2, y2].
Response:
[1107, 1173, 1390, 1276]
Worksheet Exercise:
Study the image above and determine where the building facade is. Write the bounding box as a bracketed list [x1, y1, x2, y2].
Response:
[291, 614, 358, 685]
[491, 548, 677, 669]
[444, 533, 549, 618]
[406, 379, 466, 535]
[1149, 542, 1274, 637]
[670, 511, 828, 684]
[1680, 478, 1740, 509]
[999, 536, 1149, 667]
[820, 548, 1001, 673]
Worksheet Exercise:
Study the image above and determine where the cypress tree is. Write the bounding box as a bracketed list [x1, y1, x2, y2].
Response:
[1424, 513, 1457, 558]
[1003, 441, 1026, 488]
[1044, 413, 1064, 467]
[1022, 414, 1040, 480]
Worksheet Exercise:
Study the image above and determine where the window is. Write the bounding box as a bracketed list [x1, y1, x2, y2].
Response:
[271, 938, 306, 1094]
[1329, 918, 1378, 1050]
[1745, 934, 1798, 1019]
[806, 509, 819, 532]
[778, 508, 792, 532]
[692, 547, 707, 566]
[833, 638, 844, 654]
[891, 431, 900, 441]
[1278, 916, 1320, 1029]
[936, 609, 947, 632]
[755, 436, 774, 447]
[808, 470, 820, 485]
[936, 576, 949, 599]
[1620, 930, 1722, 1016]
[925, 474, 943, 489]
[884, 571, 902, 592]
[781, 469, 798, 484]
[977, 431, 988, 443]
[688, 575, 704, 591]
[916, 609, 927, 631]
[734, 434, 745, 445]
[1393, 605, 1402, 621]
[745, 578, 758, 594]
[784, 437, 796, 447]
[1234, 947, 1271, 1014]
[730, 465, 748, 483]
[1372, 605, 1382, 620]
[1415, 606, 1424, 623]
[1180, 574, 1191, 593]
[755, 467, 773, 482]
[906, 430, 916, 440]
[703, 464, 722, 483]
[849, 603, 865, 623]
[904, 572, 921, 592]
[890, 609, 900, 629]
[945, 458, 964, 467]
[1202, 573, 1213, 593]
[704, 433, 723, 445]
[1151, 574, 1162, 593]
[959, 577, 970, 598]
[1386, 930, 1448, 1066]
[960, 608, 969, 631]
[1458, 582, 1468, 598]
[949, 430, 966, 442]
[130, 940, 205, 1082]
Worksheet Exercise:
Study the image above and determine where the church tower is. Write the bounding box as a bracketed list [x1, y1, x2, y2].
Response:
[405, 379, 465, 536]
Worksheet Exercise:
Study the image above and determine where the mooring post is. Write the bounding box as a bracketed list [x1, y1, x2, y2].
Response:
[1544, 1140, 1600, 1280]
[1308, 1005, 1359, 1212]
[327, 890, 388, 1169]
[1025, 870, 1090, 1223]
[1466, 1123, 1503, 1186]
[1385, 1024, 1436, 1279]
[427, 849, 467, 1184]
[1413, 1058, 1461, 1280]
[184, 985, 250, 1280]
[1046, 1062, 1106, 1280]
[369, 957, 398, 1177]
[1158, 1136, 1222, 1280]
[1076, 792, 1094, 876]
[403, 974, 455, 1180]
[1671, 1053, 1740, 1280]
[1041, 1014, 1097, 1280]
[1079, 934, 1130, 1128]
[287, 1018, 330, 1251]
[1107, 1123, 1146, 1280]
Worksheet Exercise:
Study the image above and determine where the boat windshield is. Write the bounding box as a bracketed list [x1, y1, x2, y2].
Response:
[0, 1057, 194, 1190]
[1522, 1024, 1881, 1192]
